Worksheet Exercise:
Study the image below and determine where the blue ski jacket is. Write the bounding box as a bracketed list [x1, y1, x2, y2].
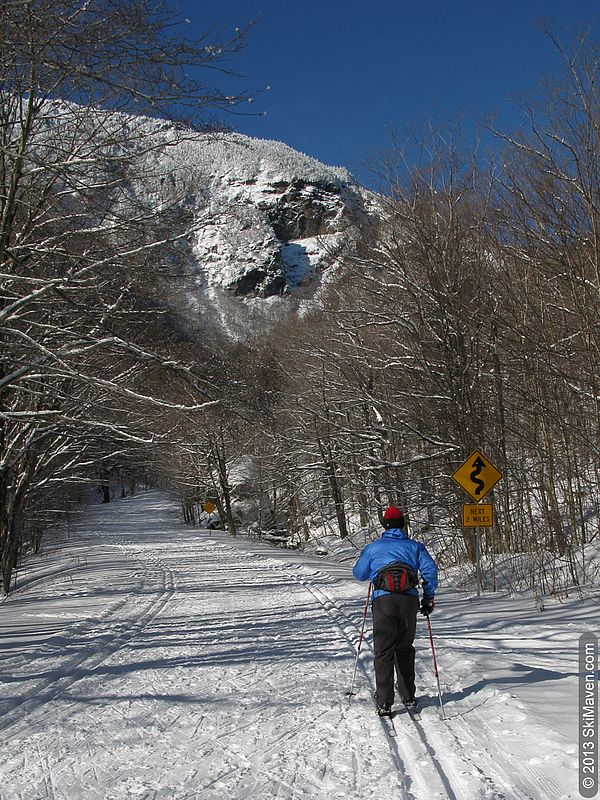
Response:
[352, 528, 438, 601]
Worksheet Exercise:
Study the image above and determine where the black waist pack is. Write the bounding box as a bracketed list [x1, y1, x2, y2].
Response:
[373, 561, 419, 593]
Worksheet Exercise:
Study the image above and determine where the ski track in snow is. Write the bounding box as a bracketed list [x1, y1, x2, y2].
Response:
[0, 491, 587, 800]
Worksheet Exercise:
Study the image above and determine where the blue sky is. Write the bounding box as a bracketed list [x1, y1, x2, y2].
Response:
[178, 1, 599, 186]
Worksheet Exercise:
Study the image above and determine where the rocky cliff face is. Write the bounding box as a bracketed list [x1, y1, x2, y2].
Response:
[155, 131, 375, 336]
[33, 104, 374, 338]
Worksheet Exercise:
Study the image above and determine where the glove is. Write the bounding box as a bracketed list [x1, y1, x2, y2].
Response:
[420, 597, 435, 616]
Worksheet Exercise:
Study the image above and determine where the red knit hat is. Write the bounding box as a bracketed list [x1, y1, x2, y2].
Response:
[383, 505, 404, 525]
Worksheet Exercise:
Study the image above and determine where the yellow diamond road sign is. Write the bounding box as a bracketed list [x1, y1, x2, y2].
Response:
[452, 450, 503, 502]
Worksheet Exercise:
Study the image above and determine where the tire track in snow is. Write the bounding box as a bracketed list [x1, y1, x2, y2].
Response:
[0, 540, 175, 739]
[46, 530, 355, 800]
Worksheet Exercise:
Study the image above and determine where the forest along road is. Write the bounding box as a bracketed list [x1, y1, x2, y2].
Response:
[0, 491, 582, 800]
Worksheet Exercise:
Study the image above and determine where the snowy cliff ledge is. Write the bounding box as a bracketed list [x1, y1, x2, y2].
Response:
[29, 102, 376, 339]
[185, 133, 370, 296]
[156, 130, 376, 336]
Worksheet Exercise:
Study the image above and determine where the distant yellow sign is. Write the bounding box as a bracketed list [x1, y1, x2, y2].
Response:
[452, 450, 503, 502]
[462, 503, 494, 527]
[202, 500, 216, 514]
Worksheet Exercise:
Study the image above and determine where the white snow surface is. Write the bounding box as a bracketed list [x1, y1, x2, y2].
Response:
[0, 491, 591, 799]
[160, 131, 355, 189]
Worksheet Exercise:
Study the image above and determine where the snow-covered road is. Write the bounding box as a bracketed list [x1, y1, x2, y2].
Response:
[0, 492, 590, 799]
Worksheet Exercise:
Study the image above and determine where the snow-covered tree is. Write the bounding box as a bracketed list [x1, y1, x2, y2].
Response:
[0, 0, 252, 592]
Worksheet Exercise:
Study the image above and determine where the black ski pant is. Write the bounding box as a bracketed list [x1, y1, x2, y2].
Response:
[372, 592, 419, 706]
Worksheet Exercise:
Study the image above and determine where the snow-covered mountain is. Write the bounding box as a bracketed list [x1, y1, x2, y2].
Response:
[31, 100, 375, 337]
[150, 128, 376, 337]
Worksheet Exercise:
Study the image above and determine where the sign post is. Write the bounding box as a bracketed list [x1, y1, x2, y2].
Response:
[451, 450, 503, 597]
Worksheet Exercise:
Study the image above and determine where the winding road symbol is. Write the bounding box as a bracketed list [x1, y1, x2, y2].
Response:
[469, 456, 486, 496]
[451, 450, 503, 501]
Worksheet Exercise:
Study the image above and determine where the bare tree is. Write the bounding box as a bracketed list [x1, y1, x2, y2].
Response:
[0, 0, 253, 592]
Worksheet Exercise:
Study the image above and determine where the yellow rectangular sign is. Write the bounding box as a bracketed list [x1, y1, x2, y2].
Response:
[462, 503, 494, 527]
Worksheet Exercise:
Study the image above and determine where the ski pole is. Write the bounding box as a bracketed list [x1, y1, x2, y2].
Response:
[346, 582, 372, 696]
[426, 613, 446, 719]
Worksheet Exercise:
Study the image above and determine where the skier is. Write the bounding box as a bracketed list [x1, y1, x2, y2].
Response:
[352, 505, 438, 717]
